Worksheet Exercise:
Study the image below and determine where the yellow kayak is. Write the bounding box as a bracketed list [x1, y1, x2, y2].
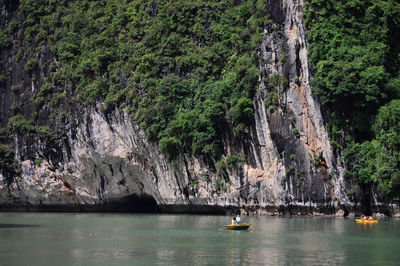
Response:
[224, 224, 251, 230]
[355, 219, 378, 224]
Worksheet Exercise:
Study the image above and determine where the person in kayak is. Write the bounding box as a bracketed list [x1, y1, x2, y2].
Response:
[362, 215, 367, 220]
[368, 216, 374, 221]
[236, 214, 241, 224]
[232, 217, 237, 225]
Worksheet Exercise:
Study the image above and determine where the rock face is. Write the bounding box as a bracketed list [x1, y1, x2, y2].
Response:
[0, 0, 394, 216]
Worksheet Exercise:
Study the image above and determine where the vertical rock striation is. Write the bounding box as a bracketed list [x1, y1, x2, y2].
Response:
[242, 0, 352, 214]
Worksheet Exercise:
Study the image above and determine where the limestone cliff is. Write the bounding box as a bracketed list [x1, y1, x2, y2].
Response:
[0, 0, 395, 216]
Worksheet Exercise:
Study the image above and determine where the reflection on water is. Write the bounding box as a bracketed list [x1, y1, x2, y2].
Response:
[0, 213, 399, 265]
[0, 224, 40, 228]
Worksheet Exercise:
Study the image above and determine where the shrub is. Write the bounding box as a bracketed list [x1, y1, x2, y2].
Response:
[293, 128, 300, 138]
[159, 136, 180, 160]
[11, 85, 19, 92]
[226, 154, 246, 168]
[216, 159, 227, 170]
[24, 57, 38, 72]
[35, 158, 44, 165]
[309, 155, 321, 168]
[7, 114, 34, 133]
[0, 30, 11, 48]
[0, 75, 6, 86]
[231, 97, 254, 125]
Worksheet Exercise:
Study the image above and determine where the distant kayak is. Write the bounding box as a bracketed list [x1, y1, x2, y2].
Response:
[224, 224, 251, 230]
[355, 219, 378, 224]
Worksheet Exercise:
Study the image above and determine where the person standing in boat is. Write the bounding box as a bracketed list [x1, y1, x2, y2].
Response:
[236, 214, 241, 225]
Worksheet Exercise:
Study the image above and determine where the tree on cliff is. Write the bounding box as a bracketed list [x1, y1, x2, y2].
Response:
[305, 0, 400, 201]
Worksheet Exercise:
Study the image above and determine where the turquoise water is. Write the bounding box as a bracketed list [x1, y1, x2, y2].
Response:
[0, 213, 399, 265]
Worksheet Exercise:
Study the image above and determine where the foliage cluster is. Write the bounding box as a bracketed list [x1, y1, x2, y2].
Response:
[216, 154, 246, 171]
[264, 73, 286, 111]
[344, 100, 400, 200]
[305, 0, 400, 141]
[0, 30, 11, 48]
[0, 129, 19, 183]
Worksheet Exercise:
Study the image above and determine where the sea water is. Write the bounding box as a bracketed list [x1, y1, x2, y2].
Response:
[0, 213, 399, 265]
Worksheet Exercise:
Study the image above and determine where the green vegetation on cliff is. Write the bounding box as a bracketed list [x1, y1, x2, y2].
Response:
[10, 0, 271, 161]
[305, 0, 400, 200]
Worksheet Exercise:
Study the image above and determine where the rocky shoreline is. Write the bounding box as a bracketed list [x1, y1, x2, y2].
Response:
[0, 202, 398, 218]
